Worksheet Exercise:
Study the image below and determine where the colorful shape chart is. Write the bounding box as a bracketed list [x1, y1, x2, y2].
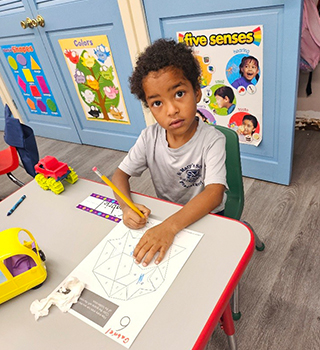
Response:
[8, 56, 18, 70]
[46, 99, 57, 112]
[18, 76, 27, 93]
[1, 43, 61, 117]
[16, 54, 27, 66]
[30, 85, 41, 97]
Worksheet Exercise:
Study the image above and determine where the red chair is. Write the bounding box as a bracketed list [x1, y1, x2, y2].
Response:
[0, 145, 24, 187]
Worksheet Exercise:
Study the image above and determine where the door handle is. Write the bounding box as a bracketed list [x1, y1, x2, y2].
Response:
[36, 15, 45, 27]
[21, 17, 36, 29]
[20, 15, 45, 29]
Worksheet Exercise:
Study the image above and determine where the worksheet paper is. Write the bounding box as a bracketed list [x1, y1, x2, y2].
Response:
[63, 218, 203, 348]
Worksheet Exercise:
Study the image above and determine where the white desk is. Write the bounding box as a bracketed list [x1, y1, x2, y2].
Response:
[0, 179, 254, 350]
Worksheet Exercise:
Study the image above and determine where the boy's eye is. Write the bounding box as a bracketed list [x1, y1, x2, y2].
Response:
[152, 101, 162, 107]
[176, 91, 185, 98]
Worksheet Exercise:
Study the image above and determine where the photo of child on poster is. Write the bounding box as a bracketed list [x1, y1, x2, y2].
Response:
[177, 25, 263, 146]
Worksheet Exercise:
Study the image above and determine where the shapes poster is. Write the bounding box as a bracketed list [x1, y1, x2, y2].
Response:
[59, 35, 130, 124]
[1, 43, 61, 116]
[177, 25, 263, 146]
[61, 219, 203, 348]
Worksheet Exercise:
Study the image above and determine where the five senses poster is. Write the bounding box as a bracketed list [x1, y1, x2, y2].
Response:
[178, 25, 263, 146]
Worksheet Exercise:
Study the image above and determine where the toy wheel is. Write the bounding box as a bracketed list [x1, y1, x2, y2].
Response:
[35, 173, 49, 190]
[47, 178, 64, 194]
[39, 249, 46, 261]
[65, 166, 78, 184]
[32, 283, 44, 290]
[32, 248, 46, 261]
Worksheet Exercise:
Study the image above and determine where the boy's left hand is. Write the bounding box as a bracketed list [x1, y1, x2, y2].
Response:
[133, 223, 176, 267]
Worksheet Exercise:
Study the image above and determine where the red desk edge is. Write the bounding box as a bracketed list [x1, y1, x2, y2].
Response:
[192, 218, 255, 350]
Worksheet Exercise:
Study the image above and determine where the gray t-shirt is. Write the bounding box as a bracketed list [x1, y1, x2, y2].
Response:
[119, 118, 228, 213]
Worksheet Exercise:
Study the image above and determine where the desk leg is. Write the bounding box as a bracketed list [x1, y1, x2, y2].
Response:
[220, 303, 237, 350]
[232, 285, 241, 320]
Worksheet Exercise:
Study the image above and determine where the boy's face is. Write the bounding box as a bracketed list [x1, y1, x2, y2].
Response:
[241, 60, 259, 81]
[142, 67, 201, 148]
[242, 119, 256, 135]
[215, 95, 230, 109]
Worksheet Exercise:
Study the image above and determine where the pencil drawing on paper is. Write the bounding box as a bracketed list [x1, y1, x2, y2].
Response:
[92, 229, 186, 301]
[67, 218, 202, 348]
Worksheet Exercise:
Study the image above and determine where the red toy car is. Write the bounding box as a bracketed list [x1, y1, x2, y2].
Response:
[34, 156, 78, 194]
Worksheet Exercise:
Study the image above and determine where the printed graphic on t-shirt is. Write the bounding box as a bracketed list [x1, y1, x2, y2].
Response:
[177, 163, 203, 188]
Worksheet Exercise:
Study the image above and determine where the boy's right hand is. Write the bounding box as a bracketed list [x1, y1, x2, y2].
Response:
[122, 204, 150, 229]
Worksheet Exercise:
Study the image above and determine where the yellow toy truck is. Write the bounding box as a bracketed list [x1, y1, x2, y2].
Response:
[35, 155, 78, 194]
[0, 228, 47, 304]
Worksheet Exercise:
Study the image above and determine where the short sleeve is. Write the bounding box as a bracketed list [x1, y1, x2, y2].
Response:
[118, 131, 148, 177]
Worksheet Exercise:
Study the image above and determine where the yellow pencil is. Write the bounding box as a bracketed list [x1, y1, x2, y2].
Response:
[92, 166, 145, 218]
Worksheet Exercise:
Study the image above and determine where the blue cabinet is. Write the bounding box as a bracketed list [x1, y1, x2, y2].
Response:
[0, 0, 146, 151]
[0, 0, 304, 183]
[143, 0, 303, 185]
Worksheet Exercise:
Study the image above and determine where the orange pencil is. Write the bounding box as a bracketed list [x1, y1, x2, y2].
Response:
[92, 166, 145, 218]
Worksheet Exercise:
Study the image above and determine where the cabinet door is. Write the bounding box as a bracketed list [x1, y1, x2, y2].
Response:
[26, 0, 146, 151]
[0, 0, 81, 143]
[143, 0, 303, 185]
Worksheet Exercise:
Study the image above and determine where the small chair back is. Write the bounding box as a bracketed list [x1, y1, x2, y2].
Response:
[214, 125, 244, 220]
[0, 146, 20, 175]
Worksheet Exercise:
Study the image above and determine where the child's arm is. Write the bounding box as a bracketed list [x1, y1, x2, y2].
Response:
[133, 183, 225, 266]
[112, 168, 150, 229]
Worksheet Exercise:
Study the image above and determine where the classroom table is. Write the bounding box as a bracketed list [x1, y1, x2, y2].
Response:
[0, 178, 254, 350]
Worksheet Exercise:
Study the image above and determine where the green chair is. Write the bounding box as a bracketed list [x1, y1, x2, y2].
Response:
[214, 125, 265, 320]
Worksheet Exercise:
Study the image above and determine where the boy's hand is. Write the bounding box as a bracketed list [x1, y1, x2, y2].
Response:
[133, 223, 176, 267]
[122, 203, 150, 229]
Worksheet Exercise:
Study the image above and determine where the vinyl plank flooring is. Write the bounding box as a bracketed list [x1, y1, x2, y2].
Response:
[206, 130, 320, 350]
[246, 185, 320, 350]
[1, 129, 320, 350]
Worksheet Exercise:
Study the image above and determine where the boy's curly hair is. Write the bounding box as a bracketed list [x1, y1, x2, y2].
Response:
[129, 39, 201, 107]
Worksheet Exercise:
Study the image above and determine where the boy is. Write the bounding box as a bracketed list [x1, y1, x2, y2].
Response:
[214, 86, 235, 114]
[112, 39, 227, 267]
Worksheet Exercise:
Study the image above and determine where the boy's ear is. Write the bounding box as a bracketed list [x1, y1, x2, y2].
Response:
[195, 86, 202, 103]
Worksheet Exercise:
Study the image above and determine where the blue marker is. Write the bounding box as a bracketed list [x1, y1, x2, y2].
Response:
[7, 195, 26, 216]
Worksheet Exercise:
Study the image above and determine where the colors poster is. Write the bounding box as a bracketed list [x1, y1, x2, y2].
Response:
[1, 43, 61, 116]
[59, 35, 130, 124]
[177, 25, 263, 146]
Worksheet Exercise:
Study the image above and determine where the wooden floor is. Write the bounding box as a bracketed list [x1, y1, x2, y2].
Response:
[1, 129, 320, 350]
